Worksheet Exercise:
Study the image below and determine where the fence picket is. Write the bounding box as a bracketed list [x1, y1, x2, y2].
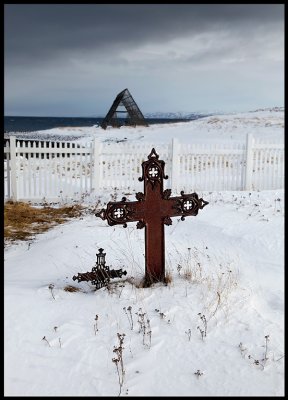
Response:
[5, 140, 11, 199]
[272, 149, 277, 189]
[22, 143, 27, 198]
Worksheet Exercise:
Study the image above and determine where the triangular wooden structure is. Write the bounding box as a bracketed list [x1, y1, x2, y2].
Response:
[101, 88, 148, 129]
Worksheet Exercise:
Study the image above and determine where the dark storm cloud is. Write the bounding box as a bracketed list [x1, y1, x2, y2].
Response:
[4, 4, 284, 116]
[5, 4, 284, 67]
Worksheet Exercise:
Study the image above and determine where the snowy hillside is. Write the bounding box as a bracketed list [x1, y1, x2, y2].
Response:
[4, 108, 284, 144]
[144, 107, 284, 120]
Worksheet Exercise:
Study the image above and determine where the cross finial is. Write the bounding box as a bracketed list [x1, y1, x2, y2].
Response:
[147, 148, 159, 159]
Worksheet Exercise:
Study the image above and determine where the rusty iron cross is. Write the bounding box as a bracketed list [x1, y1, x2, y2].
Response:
[96, 148, 208, 285]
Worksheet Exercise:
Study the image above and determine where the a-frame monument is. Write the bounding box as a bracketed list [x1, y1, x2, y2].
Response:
[101, 88, 148, 129]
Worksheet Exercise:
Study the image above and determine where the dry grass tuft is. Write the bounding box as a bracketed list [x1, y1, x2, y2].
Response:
[164, 271, 173, 285]
[183, 269, 193, 281]
[63, 285, 82, 292]
[4, 201, 83, 243]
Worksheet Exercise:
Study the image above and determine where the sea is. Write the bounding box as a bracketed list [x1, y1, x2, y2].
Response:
[4, 116, 200, 134]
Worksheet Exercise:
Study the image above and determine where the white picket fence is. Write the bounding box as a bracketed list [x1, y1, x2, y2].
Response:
[4, 134, 284, 202]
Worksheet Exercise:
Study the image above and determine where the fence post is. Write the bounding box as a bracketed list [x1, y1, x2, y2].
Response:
[171, 138, 180, 193]
[244, 133, 254, 190]
[9, 136, 18, 201]
[92, 138, 101, 192]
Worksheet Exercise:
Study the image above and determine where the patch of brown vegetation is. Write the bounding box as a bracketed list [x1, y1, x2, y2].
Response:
[63, 285, 82, 292]
[4, 201, 83, 243]
[164, 272, 173, 285]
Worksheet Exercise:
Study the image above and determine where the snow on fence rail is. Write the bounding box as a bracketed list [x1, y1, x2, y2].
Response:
[4, 135, 284, 202]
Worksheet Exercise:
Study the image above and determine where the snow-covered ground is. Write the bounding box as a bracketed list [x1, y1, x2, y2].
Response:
[4, 109, 284, 396]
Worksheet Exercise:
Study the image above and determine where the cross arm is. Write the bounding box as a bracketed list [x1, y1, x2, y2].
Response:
[166, 191, 209, 223]
[96, 196, 145, 228]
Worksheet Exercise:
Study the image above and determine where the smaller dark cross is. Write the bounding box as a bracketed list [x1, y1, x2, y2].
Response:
[72, 248, 127, 290]
[96, 148, 208, 285]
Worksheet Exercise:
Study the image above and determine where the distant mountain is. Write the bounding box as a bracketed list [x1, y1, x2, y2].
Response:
[251, 106, 284, 113]
[144, 107, 284, 119]
[144, 111, 211, 119]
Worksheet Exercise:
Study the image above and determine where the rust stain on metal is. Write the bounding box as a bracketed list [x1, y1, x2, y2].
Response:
[96, 149, 208, 285]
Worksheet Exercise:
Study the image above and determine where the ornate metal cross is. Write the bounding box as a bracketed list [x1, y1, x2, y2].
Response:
[96, 148, 208, 285]
[72, 248, 127, 290]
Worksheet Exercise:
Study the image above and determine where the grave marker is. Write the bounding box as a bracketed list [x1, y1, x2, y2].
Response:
[96, 148, 208, 284]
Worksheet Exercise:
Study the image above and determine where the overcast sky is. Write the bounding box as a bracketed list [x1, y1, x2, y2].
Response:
[4, 4, 284, 117]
